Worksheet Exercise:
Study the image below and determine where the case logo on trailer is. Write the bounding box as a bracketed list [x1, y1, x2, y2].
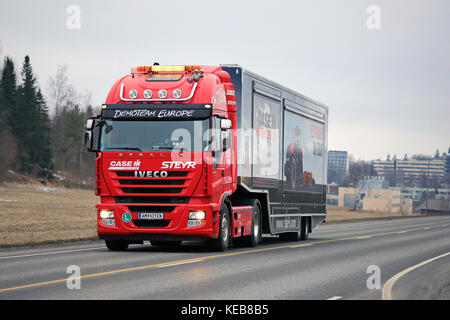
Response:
[109, 160, 141, 170]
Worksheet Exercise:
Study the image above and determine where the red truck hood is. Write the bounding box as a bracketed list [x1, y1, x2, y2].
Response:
[101, 151, 203, 200]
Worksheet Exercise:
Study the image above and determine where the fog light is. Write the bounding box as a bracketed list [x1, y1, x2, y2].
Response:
[189, 211, 206, 220]
[187, 220, 202, 227]
[99, 209, 114, 219]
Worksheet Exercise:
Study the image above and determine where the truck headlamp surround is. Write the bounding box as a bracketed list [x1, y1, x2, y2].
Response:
[189, 211, 206, 220]
[99, 209, 114, 219]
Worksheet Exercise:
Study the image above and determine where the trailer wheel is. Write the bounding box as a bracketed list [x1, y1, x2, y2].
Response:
[242, 200, 262, 247]
[105, 240, 129, 251]
[300, 217, 309, 240]
[208, 205, 231, 252]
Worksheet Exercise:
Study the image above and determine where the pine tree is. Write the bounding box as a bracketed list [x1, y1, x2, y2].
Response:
[0, 57, 20, 177]
[14, 56, 38, 172]
[14, 55, 53, 175]
[35, 89, 53, 173]
[0, 57, 17, 130]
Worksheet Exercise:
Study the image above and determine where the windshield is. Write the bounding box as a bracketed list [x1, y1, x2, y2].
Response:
[100, 119, 210, 152]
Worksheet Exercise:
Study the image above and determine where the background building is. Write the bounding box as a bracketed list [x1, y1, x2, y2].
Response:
[327, 150, 349, 185]
[338, 187, 413, 214]
[374, 158, 445, 187]
[445, 153, 450, 176]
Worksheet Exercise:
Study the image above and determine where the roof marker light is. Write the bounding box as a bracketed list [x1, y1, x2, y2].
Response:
[136, 66, 152, 72]
[129, 89, 138, 99]
[172, 89, 182, 99]
[158, 89, 167, 99]
[143, 89, 152, 99]
[152, 65, 185, 72]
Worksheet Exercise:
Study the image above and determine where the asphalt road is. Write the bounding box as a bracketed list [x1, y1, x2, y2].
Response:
[0, 215, 449, 300]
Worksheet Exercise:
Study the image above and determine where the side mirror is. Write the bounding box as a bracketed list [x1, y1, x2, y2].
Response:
[84, 117, 99, 152]
[220, 119, 232, 130]
[85, 119, 94, 130]
[84, 130, 93, 150]
[221, 131, 231, 151]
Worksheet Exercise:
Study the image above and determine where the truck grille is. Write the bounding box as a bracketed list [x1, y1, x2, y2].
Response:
[118, 179, 184, 185]
[122, 187, 182, 194]
[128, 205, 175, 213]
[115, 171, 188, 177]
[115, 196, 189, 204]
[111, 171, 192, 196]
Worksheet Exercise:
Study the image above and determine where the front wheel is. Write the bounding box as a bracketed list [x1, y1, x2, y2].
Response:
[105, 239, 129, 251]
[208, 205, 231, 252]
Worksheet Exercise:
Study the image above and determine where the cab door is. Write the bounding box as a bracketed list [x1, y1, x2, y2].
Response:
[210, 115, 232, 198]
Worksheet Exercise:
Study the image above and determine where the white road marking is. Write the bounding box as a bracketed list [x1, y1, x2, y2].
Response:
[382, 251, 450, 300]
[327, 296, 342, 300]
[157, 260, 203, 268]
[0, 246, 106, 260]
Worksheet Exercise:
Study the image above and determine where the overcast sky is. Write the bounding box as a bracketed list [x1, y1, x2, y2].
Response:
[0, 0, 449, 160]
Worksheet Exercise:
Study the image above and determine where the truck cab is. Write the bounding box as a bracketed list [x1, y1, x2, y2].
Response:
[85, 65, 244, 251]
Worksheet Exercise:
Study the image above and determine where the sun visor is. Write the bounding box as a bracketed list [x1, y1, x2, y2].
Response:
[101, 104, 212, 120]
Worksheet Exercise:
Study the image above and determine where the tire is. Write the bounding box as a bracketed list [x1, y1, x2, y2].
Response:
[150, 240, 182, 247]
[105, 239, 129, 251]
[300, 217, 309, 240]
[208, 205, 231, 252]
[242, 200, 262, 247]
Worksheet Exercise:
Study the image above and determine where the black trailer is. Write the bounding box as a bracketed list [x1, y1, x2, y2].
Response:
[222, 65, 328, 237]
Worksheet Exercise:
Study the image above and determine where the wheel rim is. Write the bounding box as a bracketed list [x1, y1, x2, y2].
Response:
[253, 210, 260, 239]
[222, 215, 229, 243]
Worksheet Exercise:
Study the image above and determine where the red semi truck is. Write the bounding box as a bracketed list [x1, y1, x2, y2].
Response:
[84, 64, 328, 251]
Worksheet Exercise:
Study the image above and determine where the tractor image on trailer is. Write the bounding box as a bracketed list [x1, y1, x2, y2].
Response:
[84, 64, 328, 251]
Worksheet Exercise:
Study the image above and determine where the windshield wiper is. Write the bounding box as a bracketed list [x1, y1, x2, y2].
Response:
[104, 147, 142, 151]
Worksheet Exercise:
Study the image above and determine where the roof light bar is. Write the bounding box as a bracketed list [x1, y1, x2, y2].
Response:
[133, 65, 202, 73]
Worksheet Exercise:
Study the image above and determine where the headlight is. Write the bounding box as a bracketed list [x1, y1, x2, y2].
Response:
[189, 211, 206, 220]
[99, 209, 114, 219]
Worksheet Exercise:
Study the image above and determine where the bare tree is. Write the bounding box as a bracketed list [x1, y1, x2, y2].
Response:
[47, 65, 78, 118]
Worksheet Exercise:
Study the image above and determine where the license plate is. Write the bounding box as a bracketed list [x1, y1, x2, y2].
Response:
[138, 213, 164, 220]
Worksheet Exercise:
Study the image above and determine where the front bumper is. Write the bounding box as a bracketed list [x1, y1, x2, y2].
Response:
[96, 201, 218, 241]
